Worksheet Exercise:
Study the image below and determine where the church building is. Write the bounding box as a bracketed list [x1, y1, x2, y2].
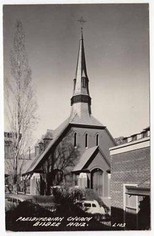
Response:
[23, 28, 116, 201]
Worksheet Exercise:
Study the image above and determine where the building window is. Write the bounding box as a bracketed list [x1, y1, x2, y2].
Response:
[107, 172, 111, 198]
[74, 132, 77, 147]
[82, 78, 86, 88]
[78, 173, 88, 188]
[142, 131, 147, 138]
[85, 133, 88, 148]
[131, 135, 137, 141]
[73, 79, 76, 91]
[96, 134, 99, 146]
[124, 184, 138, 212]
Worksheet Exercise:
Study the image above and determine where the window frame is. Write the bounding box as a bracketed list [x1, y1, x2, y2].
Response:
[123, 184, 138, 226]
[74, 132, 77, 147]
[85, 133, 88, 148]
[96, 134, 99, 146]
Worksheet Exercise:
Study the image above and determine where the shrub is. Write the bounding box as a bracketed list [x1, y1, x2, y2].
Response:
[52, 186, 84, 204]
[68, 187, 84, 202]
[52, 186, 110, 214]
[32, 195, 54, 204]
[5, 200, 17, 212]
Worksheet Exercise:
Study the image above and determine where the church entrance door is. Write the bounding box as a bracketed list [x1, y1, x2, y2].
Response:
[91, 168, 103, 197]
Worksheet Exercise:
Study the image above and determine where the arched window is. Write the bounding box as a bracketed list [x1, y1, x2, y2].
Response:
[96, 134, 99, 146]
[74, 132, 77, 147]
[85, 133, 88, 148]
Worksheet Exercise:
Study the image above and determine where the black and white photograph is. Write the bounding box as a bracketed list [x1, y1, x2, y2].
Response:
[3, 2, 150, 232]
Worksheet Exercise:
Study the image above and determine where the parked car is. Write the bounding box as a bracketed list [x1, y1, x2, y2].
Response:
[75, 200, 110, 221]
[6, 194, 33, 205]
[5, 194, 33, 212]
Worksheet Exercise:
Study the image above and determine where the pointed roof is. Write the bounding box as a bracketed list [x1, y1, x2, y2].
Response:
[69, 113, 105, 127]
[71, 28, 92, 118]
[73, 146, 98, 172]
[24, 118, 70, 174]
[72, 146, 110, 172]
[75, 29, 87, 80]
[73, 29, 90, 96]
[23, 115, 106, 175]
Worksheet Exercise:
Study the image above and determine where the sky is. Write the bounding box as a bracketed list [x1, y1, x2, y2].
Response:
[3, 3, 150, 142]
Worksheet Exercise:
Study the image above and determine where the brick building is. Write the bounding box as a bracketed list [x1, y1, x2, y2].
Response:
[110, 127, 150, 230]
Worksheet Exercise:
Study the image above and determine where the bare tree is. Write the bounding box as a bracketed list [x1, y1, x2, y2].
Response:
[114, 136, 125, 145]
[4, 20, 38, 193]
[55, 134, 79, 173]
[40, 131, 80, 195]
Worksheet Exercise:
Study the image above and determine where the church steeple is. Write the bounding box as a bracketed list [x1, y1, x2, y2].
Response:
[75, 28, 88, 86]
[71, 27, 91, 118]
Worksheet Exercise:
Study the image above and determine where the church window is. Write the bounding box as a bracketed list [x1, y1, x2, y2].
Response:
[73, 79, 76, 91]
[82, 78, 86, 88]
[107, 172, 111, 198]
[96, 134, 99, 146]
[74, 132, 77, 147]
[85, 133, 88, 148]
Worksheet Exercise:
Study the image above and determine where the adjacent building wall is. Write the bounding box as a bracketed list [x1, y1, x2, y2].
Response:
[110, 131, 150, 229]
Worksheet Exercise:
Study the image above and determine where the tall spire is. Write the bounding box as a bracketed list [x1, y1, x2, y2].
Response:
[75, 28, 87, 81]
[71, 24, 91, 118]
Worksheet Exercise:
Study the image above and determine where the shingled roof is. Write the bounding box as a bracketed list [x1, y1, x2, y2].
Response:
[70, 113, 105, 127]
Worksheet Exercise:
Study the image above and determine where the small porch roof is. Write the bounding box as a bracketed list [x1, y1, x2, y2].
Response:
[72, 146, 110, 173]
[125, 186, 150, 196]
[72, 146, 98, 172]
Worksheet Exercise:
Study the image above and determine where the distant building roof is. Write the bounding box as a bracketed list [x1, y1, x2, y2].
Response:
[43, 129, 53, 139]
[5, 152, 35, 176]
[114, 127, 150, 146]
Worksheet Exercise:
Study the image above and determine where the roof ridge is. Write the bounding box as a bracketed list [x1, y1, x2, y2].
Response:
[69, 114, 105, 127]
[73, 146, 98, 172]
[24, 118, 70, 174]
